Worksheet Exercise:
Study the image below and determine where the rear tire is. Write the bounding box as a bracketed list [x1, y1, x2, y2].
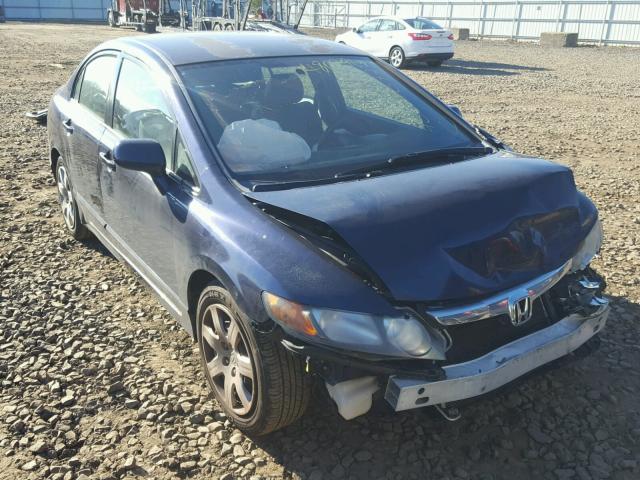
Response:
[197, 285, 311, 435]
[55, 158, 91, 241]
[143, 22, 156, 33]
[389, 46, 406, 68]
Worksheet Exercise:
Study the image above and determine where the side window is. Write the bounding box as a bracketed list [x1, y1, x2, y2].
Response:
[395, 21, 406, 30]
[174, 133, 198, 187]
[77, 55, 117, 119]
[113, 58, 175, 163]
[359, 20, 379, 33]
[378, 20, 397, 32]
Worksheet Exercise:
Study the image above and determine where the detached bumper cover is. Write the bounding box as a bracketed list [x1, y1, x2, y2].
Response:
[385, 302, 609, 411]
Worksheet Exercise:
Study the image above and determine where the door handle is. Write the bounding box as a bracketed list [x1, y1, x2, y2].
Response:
[99, 151, 116, 170]
[62, 118, 74, 134]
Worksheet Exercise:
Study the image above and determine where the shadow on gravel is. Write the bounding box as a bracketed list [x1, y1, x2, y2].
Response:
[79, 236, 115, 259]
[407, 59, 549, 76]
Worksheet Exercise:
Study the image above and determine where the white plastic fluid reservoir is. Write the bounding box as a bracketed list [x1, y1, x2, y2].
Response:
[326, 376, 379, 420]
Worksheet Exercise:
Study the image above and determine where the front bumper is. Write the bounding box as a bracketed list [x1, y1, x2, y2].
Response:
[385, 301, 609, 411]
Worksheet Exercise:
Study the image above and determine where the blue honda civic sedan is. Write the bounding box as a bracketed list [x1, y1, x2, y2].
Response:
[48, 32, 609, 434]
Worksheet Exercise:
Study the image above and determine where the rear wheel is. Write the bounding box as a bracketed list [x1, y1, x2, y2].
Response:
[389, 46, 406, 68]
[197, 285, 311, 435]
[143, 22, 156, 33]
[56, 158, 90, 240]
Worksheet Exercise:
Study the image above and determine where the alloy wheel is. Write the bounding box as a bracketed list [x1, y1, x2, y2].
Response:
[390, 48, 404, 68]
[57, 164, 76, 231]
[201, 304, 255, 416]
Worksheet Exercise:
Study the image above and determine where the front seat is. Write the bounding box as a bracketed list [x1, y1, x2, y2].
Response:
[263, 73, 323, 147]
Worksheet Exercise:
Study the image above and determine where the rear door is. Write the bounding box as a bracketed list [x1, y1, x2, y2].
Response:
[62, 53, 118, 225]
[377, 19, 405, 57]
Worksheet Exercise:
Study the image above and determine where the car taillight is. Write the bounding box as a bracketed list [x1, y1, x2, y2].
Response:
[448, 34, 454, 40]
[408, 32, 432, 41]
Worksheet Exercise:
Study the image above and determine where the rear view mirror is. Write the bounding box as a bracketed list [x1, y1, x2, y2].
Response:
[113, 139, 166, 176]
[447, 104, 463, 117]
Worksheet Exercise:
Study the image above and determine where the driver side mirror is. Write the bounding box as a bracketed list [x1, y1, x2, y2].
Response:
[447, 104, 463, 117]
[113, 139, 166, 176]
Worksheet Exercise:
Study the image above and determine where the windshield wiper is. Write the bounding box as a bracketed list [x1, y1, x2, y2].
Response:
[334, 146, 494, 178]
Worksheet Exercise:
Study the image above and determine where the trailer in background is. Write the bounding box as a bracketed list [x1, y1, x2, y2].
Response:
[191, 0, 309, 33]
[107, 0, 160, 33]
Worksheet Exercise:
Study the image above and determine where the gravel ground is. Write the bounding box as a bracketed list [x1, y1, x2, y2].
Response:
[1, 22, 639, 480]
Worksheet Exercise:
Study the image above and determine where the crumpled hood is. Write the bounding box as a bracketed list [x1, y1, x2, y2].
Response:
[249, 152, 598, 302]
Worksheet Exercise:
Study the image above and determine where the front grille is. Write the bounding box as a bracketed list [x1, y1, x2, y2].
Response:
[443, 298, 555, 365]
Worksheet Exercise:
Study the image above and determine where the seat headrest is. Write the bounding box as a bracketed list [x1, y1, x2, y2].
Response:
[264, 73, 304, 107]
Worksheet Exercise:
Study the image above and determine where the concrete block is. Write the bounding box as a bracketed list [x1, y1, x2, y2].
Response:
[451, 27, 469, 41]
[540, 32, 579, 48]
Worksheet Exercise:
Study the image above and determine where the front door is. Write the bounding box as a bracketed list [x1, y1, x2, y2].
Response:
[99, 56, 182, 312]
[352, 19, 381, 54]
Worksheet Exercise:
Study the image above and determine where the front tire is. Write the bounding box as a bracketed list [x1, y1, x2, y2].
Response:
[389, 46, 406, 68]
[197, 285, 311, 435]
[56, 159, 90, 240]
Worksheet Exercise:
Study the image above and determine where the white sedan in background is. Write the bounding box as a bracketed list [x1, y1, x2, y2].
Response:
[335, 16, 455, 68]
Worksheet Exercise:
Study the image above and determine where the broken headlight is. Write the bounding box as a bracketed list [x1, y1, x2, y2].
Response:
[571, 218, 603, 272]
[262, 292, 446, 360]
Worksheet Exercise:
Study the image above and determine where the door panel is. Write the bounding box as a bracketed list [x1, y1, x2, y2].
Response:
[64, 54, 117, 224]
[100, 127, 179, 296]
[99, 56, 182, 307]
[65, 103, 106, 224]
[376, 19, 399, 57]
[353, 19, 380, 54]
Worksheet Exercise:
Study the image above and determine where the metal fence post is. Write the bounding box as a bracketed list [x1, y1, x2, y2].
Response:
[604, 1, 617, 44]
[599, 0, 610, 45]
[447, 1, 453, 28]
[346, 1, 350, 28]
[511, 0, 519, 39]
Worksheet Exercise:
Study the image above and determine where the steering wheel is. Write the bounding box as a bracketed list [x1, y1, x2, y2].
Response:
[315, 117, 346, 151]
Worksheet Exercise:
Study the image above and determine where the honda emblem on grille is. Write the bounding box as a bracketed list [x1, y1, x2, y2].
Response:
[509, 295, 533, 326]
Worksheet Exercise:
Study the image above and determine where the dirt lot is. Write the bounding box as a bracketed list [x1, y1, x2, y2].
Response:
[1, 22, 639, 480]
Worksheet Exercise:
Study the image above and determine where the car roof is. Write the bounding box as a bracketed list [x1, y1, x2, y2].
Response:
[101, 32, 365, 66]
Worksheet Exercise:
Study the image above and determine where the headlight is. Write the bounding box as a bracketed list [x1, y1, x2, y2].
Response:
[262, 292, 445, 360]
[571, 218, 603, 272]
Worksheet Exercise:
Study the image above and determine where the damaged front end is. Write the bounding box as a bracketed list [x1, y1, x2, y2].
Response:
[276, 261, 608, 420]
[264, 212, 607, 420]
[385, 262, 607, 413]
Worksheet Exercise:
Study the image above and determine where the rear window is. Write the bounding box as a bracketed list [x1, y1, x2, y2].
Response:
[404, 18, 443, 30]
